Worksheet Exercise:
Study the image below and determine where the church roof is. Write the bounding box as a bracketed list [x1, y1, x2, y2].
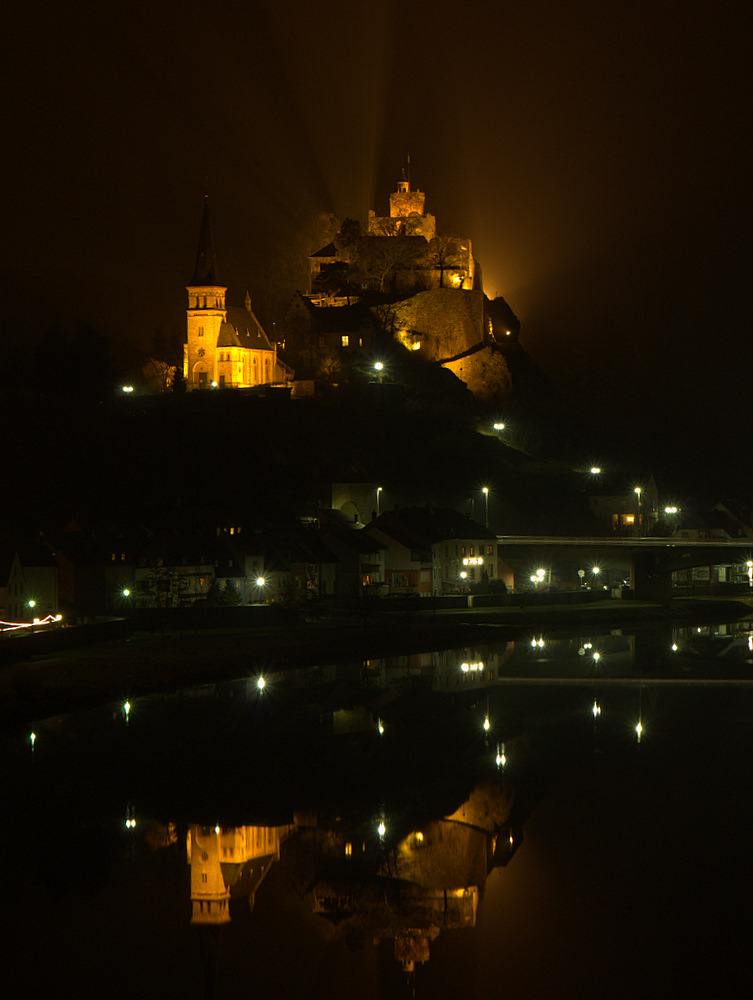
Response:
[189, 198, 220, 286]
[218, 305, 275, 350]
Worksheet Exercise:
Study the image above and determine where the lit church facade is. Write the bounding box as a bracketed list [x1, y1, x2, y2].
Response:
[184, 199, 290, 390]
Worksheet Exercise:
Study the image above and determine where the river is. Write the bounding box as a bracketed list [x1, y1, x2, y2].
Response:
[2, 616, 752, 998]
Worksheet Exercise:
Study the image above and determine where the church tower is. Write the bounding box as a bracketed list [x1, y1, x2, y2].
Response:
[184, 197, 227, 389]
[187, 826, 231, 925]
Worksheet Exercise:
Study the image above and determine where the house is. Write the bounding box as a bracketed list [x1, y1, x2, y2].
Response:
[363, 506, 505, 597]
[0, 549, 27, 622]
[586, 474, 659, 533]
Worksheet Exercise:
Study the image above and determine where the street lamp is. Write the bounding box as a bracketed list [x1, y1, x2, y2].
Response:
[482, 486, 489, 528]
[493, 422, 505, 432]
[590, 467, 601, 475]
[376, 486, 382, 517]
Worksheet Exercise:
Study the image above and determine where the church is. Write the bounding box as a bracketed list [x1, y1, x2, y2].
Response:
[183, 198, 290, 390]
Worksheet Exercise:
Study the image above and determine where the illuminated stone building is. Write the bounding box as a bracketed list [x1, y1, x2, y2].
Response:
[187, 824, 285, 924]
[308, 172, 475, 299]
[184, 199, 291, 390]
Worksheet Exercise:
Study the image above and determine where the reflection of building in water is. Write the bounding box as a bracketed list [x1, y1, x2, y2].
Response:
[187, 824, 289, 924]
[305, 781, 518, 972]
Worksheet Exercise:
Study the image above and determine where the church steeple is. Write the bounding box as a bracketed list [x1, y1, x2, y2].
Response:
[190, 196, 219, 285]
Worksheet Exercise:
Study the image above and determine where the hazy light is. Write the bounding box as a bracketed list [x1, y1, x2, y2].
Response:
[592, 566, 600, 575]
[377, 718, 384, 735]
[255, 576, 266, 587]
[374, 361, 384, 371]
[482, 486, 489, 495]
[378, 821, 386, 837]
[483, 715, 490, 732]
[257, 676, 266, 691]
[30, 731, 36, 746]
[215, 825, 220, 834]
[122, 588, 130, 597]
[28, 599, 36, 609]
[592, 700, 601, 717]
[493, 422, 505, 430]
[593, 651, 600, 662]
[590, 467, 601, 474]
[635, 721, 643, 742]
[122, 385, 134, 393]
[665, 506, 678, 514]
[671, 643, 678, 651]
[124, 701, 131, 716]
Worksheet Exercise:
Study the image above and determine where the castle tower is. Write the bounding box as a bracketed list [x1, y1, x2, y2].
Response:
[184, 197, 227, 389]
[390, 169, 426, 219]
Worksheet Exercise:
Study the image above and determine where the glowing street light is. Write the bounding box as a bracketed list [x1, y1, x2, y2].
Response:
[482, 486, 489, 527]
[122, 588, 130, 598]
[377, 821, 386, 838]
[376, 486, 382, 517]
[495, 743, 506, 768]
[635, 721, 643, 743]
[257, 675, 266, 693]
[483, 715, 490, 732]
[122, 385, 134, 393]
[493, 422, 505, 432]
[592, 700, 601, 717]
[590, 467, 601, 475]
[377, 718, 384, 735]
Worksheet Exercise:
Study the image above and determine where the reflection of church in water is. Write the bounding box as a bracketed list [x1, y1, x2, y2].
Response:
[185, 780, 520, 974]
[187, 823, 289, 924]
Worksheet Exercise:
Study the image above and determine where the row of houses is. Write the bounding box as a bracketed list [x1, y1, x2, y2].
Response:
[3, 498, 751, 622]
[0, 506, 510, 621]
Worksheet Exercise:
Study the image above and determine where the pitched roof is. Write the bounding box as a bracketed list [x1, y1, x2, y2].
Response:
[218, 306, 275, 350]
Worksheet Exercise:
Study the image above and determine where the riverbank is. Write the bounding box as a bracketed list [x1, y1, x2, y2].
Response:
[1, 597, 751, 728]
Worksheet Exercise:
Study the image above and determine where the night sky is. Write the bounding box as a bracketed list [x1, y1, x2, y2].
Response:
[5, 1, 751, 478]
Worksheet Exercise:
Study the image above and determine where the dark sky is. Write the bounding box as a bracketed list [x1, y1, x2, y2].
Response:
[5, 1, 751, 473]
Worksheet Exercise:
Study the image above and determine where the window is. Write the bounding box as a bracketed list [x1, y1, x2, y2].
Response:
[487, 544, 494, 555]
[341, 335, 350, 347]
[197, 326, 204, 337]
[470, 546, 474, 556]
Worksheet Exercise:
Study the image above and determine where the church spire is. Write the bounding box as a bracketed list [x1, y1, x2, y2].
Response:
[189, 196, 219, 286]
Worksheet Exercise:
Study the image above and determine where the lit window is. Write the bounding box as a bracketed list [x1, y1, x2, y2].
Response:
[341, 335, 350, 347]
[345, 842, 352, 856]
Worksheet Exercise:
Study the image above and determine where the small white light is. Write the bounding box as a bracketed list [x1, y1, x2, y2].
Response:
[378, 821, 385, 837]
[593, 651, 600, 662]
[483, 716, 490, 732]
[124, 701, 130, 716]
[257, 676, 266, 691]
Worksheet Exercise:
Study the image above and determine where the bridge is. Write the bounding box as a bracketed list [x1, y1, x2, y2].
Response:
[496, 535, 753, 601]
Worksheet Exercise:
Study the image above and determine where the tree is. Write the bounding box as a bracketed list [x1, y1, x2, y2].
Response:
[171, 366, 187, 393]
[222, 579, 241, 606]
[355, 236, 425, 294]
